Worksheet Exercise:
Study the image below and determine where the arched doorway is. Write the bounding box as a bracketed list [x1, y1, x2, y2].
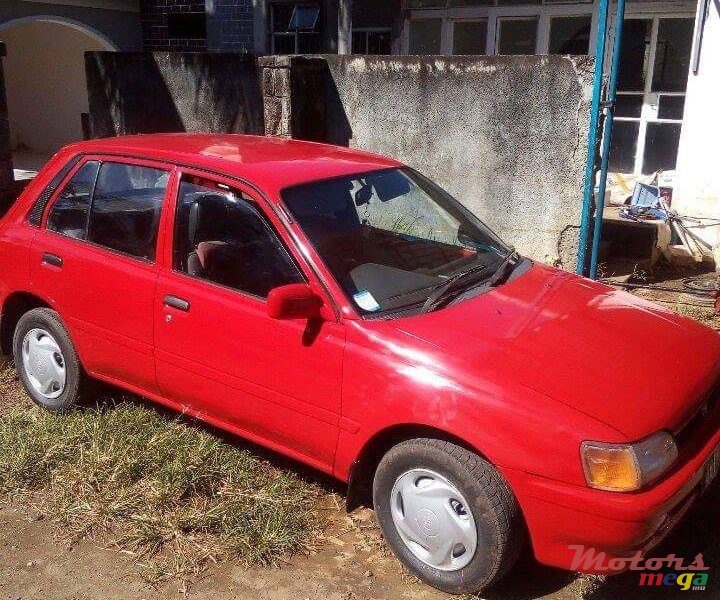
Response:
[0, 17, 116, 172]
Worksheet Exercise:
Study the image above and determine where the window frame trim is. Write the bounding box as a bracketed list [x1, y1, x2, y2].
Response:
[165, 169, 310, 305]
[42, 154, 175, 266]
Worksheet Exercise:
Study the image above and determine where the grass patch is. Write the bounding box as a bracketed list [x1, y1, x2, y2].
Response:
[0, 361, 325, 582]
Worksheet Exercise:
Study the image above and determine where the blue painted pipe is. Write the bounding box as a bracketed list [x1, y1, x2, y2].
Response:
[589, 0, 627, 280]
[576, 0, 610, 276]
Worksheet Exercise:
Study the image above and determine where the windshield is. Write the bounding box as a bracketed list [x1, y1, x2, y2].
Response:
[282, 168, 511, 315]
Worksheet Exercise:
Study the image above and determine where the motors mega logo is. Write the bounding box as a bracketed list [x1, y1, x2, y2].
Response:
[570, 546, 710, 591]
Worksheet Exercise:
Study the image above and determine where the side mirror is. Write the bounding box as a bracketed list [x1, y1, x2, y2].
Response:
[267, 284, 323, 320]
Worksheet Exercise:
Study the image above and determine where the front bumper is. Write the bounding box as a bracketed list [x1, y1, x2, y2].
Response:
[503, 421, 720, 573]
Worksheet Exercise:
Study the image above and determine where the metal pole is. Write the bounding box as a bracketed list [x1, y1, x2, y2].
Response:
[589, 0, 626, 280]
[576, 0, 610, 276]
[338, 0, 353, 55]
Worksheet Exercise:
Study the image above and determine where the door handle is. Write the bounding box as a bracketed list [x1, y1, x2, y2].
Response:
[41, 253, 63, 268]
[163, 295, 191, 312]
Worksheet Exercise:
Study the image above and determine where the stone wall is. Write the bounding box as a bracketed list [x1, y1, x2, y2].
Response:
[259, 56, 293, 137]
[262, 55, 593, 268]
[86, 51, 264, 138]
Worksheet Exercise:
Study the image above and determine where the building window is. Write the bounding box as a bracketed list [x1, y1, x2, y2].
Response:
[452, 20, 488, 55]
[610, 16, 693, 175]
[548, 15, 591, 54]
[409, 19, 442, 54]
[168, 12, 207, 40]
[496, 16, 538, 55]
[271, 3, 321, 54]
[352, 28, 392, 54]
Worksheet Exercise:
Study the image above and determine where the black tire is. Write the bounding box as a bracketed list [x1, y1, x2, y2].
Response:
[373, 438, 524, 595]
[12, 307, 90, 412]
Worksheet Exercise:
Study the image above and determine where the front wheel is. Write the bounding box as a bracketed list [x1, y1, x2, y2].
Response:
[373, 438, 524, 595]
[13, 308, 90, 412]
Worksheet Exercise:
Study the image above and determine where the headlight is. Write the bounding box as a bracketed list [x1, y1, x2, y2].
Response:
[581, 431, 678, 492]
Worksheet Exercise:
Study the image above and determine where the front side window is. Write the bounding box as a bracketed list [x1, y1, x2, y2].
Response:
[173, 177, 304, 298]
[87, 162, 168, 261]
[47, 161, 100, 240]
[283, 168, 510, 315]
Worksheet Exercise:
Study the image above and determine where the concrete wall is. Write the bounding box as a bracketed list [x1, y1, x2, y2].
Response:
[673, 0, 720, 261]
[85, 52, 592, 268]
[270, 55, 593, 268]
[2, 21, 109, 153]
[86, 52, 264, 139]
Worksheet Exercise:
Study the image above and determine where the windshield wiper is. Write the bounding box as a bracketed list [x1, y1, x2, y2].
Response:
[420, 248, 520, 314]
[421, 262, 493, 314]
[484, 248, 520, 288]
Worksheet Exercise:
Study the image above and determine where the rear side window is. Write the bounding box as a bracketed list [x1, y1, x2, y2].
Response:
[173, 177, 304, 298]
[46, 161, 100, 240]
[87, 162, 168, 261]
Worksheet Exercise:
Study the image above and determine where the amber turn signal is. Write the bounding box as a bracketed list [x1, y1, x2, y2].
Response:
[581, 431, 678, 492]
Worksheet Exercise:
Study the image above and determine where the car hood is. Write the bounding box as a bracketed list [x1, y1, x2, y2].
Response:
[388, 263, 720, 440]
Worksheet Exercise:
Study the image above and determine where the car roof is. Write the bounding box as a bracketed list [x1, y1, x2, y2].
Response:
[65, 134, 402, 197]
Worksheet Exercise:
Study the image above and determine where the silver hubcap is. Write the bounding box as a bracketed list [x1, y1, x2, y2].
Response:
[21, 328, 66, 399]
[390, 468, 478, 571]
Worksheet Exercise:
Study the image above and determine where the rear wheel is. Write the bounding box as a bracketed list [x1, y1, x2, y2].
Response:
[13, 308, 90, 412]
[373, 438, 523, 595]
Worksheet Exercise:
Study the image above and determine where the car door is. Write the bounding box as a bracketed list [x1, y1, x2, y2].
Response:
[29, 156, 174, 394]
[154, 170, 345, 471]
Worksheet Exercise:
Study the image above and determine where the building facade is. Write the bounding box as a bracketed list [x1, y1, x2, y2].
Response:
[137, 0, 699, 182]
[0, 0, 716, 253]
[139, 1, 402, 55]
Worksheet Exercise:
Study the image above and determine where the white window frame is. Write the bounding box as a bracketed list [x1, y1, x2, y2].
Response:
[403, 2, 599, 55]
[611, 6, 695, 175]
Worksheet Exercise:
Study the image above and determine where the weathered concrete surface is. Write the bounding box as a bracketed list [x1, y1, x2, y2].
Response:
[287, 55, 593, 268]
[86, 52, 264, 139]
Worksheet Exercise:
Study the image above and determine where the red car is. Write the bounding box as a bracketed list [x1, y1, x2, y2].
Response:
[0, 134, 719, 594]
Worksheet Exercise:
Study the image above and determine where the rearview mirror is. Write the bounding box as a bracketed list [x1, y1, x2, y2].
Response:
[372, 170, 411, 201]
[267, 284, 323, 320]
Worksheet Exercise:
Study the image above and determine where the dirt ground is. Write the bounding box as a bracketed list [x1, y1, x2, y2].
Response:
[1, 274, 720, 600]
[1, 473, 718, 600]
